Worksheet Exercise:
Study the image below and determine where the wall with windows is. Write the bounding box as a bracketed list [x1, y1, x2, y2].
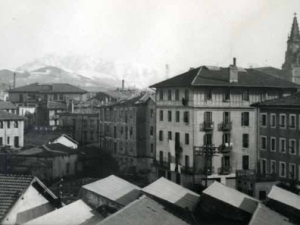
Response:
[259, 107, 300, 182]
[0, 120, 24, 148]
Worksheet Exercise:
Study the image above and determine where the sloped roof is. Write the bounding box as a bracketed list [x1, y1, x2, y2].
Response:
[254, 67, 288, 79]
[0, 110, 25, 120]
[150, 66, 300, 89]
[19, 143, 77, 157]
[267, 186, 300, 211]
[24, 130, 66, 146]
[0, 101, 17, 110]
[24, 199, 103, 225]
[249, 203, 293, 225]
[97, 196, 190, 225]
[252, 92, 300, 107]
[202, 181, 258, 214]
[81, 175, 141, 206]
[0, 174, 33, 222]
[142, 177, 199, 211]
[8, 83, 87, 94]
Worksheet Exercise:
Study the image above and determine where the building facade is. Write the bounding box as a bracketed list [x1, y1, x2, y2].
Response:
[150, 59, 299, 187]
[99, 93, 156, 175]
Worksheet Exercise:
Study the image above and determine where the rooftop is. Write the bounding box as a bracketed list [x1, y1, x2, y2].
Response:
[202, 181, 258, 214]
[142, 177, 199, 211]
[0, 101, 17, 110]
[19, 143, 77, 157]
[24, 199, 103, 225]
[150, 66, 300, 89]
[0, 174, 34, 222]
[81, 175, 141, 206]
[8, 83, 87, 94]
[252, 91, 300, 107]
[0, 110, 25, 121]
[97, 196, 190, 225]
[24, 130, 69, 147]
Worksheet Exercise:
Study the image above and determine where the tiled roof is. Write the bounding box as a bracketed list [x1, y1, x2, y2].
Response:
[0, 174, 33, 222]
[97, 196, 190, 225]
[24, 130, 66, 146]
[267, 186, 300, 211]
[252, 92, 300, 107]
[0, 101, 17, 110]
[19, 143, 77, 157]
[8, 83, 87, 94]
[249, 203, 293, 225]
[0, 110, 25, 120]
[254, 67, 289, 79]
[47, 101, 67, 109]
[202, 181, 258, 214]
[24, 199, 103, 225]
[82, 175, 141, 206]
[150, 66, 300, 88]
[142, 177, 199, 211]
[105, 92, 154, 108]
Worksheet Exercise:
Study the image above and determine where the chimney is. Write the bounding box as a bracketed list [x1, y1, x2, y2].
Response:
[122, 79, 125, 89]
[229, 57, 238, 83]
[165, 64, 169, 79]
[13, 73, 16, 88]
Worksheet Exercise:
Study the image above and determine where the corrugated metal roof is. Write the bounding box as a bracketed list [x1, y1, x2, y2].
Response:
[267, 186, 300, 211]
[82, 175, 141, 206]
[249, 203, 293, 225]
[97, 196, 190, 225]
[202, 181, 258, 214]
[142, 177, 199, 211]
[24, 199, 103, 225]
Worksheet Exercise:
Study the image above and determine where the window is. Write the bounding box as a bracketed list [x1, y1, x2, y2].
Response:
[159, 151, 163, 163]
[223, 133, 231, 145]
[159, 110, 163, 121]
[159, 131, 163, 141]
[260, 136, 267, 150]
[14, 121, 18, 128]
[289, 139, 296, 155]
[183, 111, 189, 123]
[279, 114, 286, 128]
[7, 121, 10, 129]
[270, 137, 276, 152]
[242, 155, 249, 170]
[204, 111, 212, 122]
[185, 155, 190, 168]
[261, 159, 267, 174]
[168, 131, 172, 140]
[289, 114, 296, 129]
[175, 90, 180, 101]
[261, 113, 267, 127]
[270, 160, 276, 174]
[150, 143, 154, 153]
[223, 112, 230, 124]
[150, 126, 154, 136]
[168, 90, 172, 100]
[184, 89, 189, 100]
[279, 162, 286, 178]
[150, 109, 154, 118]
[270, 114, 276, 128]
[185, 133, 189, 145]
[224, 90, 230, 101]
[204, 134, 213, 145]
[289, 164, 296, 179]
[0, 122, 3, 129]
[114, 142, 117, 154]
[159, 90, 163, 100]
[176, 111, 180, 122]
[241, 112, 249, 126]
[168, 111, 172, 122]
[242, 90, 249, 101]
[243, 134, 249, 148]
[279, 138, 286, 153]
[205, 89, 212, 101]
[0, 137, 2, 146]
[7, 137, 10, 145]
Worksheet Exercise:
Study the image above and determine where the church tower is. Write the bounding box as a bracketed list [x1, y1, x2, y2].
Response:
[282, 13, 300, 84]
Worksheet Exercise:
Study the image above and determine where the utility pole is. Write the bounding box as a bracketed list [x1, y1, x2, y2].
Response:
[194, 144, 219, 187]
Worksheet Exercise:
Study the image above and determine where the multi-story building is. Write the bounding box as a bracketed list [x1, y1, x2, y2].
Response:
[150, 59, 299, 187]
[0, 101, 17, 114]
[253, 93, 300, 183]
[99, 93, 156, 175]
[0, 110, 25, 149]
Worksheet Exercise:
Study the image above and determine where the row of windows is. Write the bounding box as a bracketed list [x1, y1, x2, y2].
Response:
[0, 136, 20, 147]
[158, 131, 190, 145]
[158, 89, 189, 101]
[260, 113, 300, 129]
[158, 151, 190, 167]
[260, 159, 300, 180]
[203, 111, 250, 126]
[106, 140, 155, 155]
[260, 136, 300, 154]
[0, 121, 19, 129]
[159, 110, 190, 123]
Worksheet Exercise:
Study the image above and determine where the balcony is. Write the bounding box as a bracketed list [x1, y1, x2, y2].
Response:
[219, 143, 233, 153]
[202, 121, 214, 131]
[220, 121, 232, 131]
[218, 166, 232, 175]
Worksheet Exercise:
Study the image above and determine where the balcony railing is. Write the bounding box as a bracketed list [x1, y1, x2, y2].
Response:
[202, 121, 214, 131]
[220, 121, 232, 131]
[218, 166, 232, 175]
[219, 143, 233, 153]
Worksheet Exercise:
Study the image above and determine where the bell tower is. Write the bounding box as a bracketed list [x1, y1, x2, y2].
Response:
[282, 13, 300, 84]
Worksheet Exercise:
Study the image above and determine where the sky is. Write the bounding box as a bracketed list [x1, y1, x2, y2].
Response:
[0, 0, 299, 78]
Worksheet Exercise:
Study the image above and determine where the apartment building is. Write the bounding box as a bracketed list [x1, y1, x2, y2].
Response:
[150, 59, 299, 187]
[99, 93, 156, 175]
[253, 93, 300, 183]
[0, 110, 25, 149]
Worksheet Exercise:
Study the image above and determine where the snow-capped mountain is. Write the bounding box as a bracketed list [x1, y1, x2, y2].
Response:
[17, 54, 161, 89]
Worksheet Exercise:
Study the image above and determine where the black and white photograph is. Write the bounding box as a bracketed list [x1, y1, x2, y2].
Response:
[0, 0, 300, 224]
